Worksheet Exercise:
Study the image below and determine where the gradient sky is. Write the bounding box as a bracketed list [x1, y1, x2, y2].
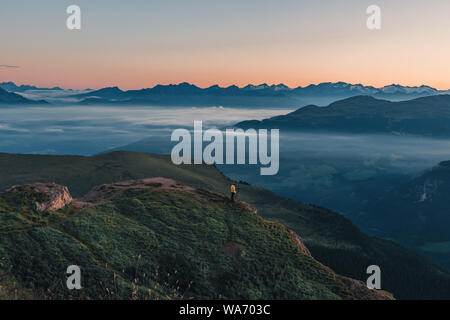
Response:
[1, 0, 450, 90]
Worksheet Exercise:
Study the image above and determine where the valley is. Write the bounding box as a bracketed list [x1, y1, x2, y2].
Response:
[2, 86, 450, 300]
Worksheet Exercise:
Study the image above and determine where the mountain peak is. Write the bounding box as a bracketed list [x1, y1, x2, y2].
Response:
[89, 86, 123, 93]
[0, 86, 48, 104]
[243, 83, 270, 90]
[381, 84, 438, 94]
[178, 82, 197, 87]
[328, 95, 387, 106]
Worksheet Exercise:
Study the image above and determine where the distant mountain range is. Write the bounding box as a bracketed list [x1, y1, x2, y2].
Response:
[69, 82, 450, 107]
[236, 95, 450, 137]
[2, 81, 449, 107]
[0, 81, 63, 92]
[0, 87, 48, 104]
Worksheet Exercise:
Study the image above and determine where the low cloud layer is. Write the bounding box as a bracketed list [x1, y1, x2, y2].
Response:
[0, 105, 291, 155]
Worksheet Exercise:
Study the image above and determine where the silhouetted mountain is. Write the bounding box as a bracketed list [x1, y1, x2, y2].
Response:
[73, 83, 302, 108]
[0, 81, 63, 92]
[76, 86, 125, 100]
[69, 82, 450, 107]
[0, 87, 48, 104]
[3, 80, 448, 107]
[236, 95, 450, 137]
[292, 82, 441, 100]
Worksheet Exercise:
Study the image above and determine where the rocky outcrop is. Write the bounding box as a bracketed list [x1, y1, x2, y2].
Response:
[337, 275, 395, 300]
[8, 183, 72, 212]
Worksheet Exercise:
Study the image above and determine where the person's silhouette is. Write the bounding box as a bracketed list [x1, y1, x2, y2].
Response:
[230, 184, 237, 202]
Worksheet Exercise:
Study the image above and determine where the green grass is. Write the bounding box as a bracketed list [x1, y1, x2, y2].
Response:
[0, 151, 449, 299]
[0, 185, 356, 300]
[0, 189, 75, 232]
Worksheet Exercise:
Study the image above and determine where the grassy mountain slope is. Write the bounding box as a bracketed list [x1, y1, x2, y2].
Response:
[0, 151, 449, 299]
[0, 178, 389, 300]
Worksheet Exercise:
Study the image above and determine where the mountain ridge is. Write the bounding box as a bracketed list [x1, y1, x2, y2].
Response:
[0, 177, 394, 300]
[0, 87, 48, 105]
[235, 94, 450, 137]
[0, 81, 64, 92]
[0, 150, 448, 299]
[3, 81, 448, 107]
[3, 80, 447, 95]
[70, 81, 450, 107]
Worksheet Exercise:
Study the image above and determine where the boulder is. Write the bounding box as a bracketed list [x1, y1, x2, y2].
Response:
[8, 183, 72, 212]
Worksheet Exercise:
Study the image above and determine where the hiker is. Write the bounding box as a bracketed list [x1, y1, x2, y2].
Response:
[230, 184, 237, 202]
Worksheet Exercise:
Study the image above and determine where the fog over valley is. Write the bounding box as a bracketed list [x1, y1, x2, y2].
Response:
[0, 104, 291, 154]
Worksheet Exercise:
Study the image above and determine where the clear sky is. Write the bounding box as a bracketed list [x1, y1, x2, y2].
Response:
[1, 0, 450, 90]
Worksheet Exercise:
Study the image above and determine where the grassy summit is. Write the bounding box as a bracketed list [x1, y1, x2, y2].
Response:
[0, 151, 449, 299]
[0, 178, 390, 300]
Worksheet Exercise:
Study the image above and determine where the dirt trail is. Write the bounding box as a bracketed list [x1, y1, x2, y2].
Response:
[81, 177, 197, 205]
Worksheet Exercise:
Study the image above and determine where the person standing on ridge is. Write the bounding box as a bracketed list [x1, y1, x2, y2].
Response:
[230, 184, 237, 202]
